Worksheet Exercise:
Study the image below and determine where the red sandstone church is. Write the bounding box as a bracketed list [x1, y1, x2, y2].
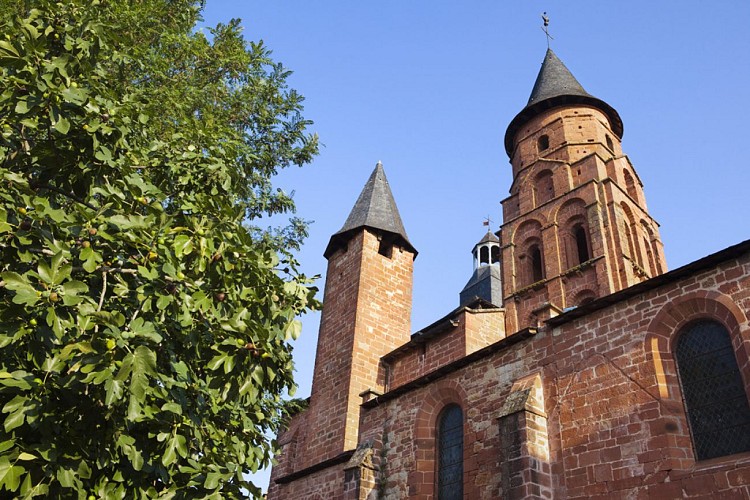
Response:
[267, 49, 750, 498]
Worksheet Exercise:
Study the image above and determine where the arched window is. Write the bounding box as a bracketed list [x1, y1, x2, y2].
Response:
[537, 134, 549, 152]
[574, 224, 590, 264]
[643, 236, 656, 276]
[620, 203, 641, 266]
[579, 295, 595, 306]
[573, 290, 596, 307]
[623, 169, 638, 201]
[605, 134, 614, 151]
[437, 404, 463, 499]
[650, 239, 663, 274]
[675, 320, 750, 460]
[530, 244, 544, 283]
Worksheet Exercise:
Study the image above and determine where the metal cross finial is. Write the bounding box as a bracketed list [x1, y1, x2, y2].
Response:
[541, 12, 554, 48]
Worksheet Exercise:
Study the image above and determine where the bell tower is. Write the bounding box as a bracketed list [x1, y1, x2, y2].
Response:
[301, 162, 416, 467]
[501, 49, 666, 332]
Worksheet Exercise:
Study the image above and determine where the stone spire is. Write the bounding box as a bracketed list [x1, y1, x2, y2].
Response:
[324, 161, 416, 258]
[504, 48, 623, 156]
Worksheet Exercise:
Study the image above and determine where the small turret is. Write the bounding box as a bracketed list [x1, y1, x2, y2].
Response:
[460, 231, 503, 306]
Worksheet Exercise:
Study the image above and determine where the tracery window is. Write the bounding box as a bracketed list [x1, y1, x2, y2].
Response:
[675, 320, 750, 460]
[437, 404, 463, 499]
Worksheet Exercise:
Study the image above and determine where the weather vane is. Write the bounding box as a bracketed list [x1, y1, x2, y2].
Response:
[541, 12, 553, 48]
[483, 216, 493, 229]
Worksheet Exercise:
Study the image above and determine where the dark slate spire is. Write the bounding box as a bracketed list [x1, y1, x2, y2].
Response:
[527, 49, 591, 105]
[504, 49, 623, 156]
[324, 162, 416, 258]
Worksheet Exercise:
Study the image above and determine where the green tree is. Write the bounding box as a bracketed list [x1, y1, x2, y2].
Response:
[0, 0, 319, 497]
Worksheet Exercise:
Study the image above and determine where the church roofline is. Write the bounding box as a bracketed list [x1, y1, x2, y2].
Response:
[364, 326, 538, 409]
[381, 297, 501, 363]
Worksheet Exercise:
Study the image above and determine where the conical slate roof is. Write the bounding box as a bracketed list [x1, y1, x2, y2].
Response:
[324, 162, 416, 258]
[504, 49, 623, 157]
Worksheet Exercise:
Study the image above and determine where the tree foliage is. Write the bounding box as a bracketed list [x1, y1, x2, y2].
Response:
[0, 0, 319, 497]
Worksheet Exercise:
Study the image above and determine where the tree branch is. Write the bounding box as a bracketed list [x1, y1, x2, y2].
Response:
[34, 183, 96, 210]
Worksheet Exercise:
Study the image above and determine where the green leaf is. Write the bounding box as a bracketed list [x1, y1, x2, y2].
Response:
[62, 280, 88, 295]
[56, 467, 76, 488]
[53, 115, 70, 135]
[204, 472, 221, 490]
[0, 40, 20, 58]
[286, 319, 302, 341]
[137, 265, 157, 280]
[94, 146, 112, 162]
[104, 378, 124, 406]
[161, 403, 182, 415]
[3, 407, 25, 433]
[0, 457, 24, 492]
[127, 346, 157, 418]
[1, 272, 39, 305]
[207, 355, 226, 371]
[0, 440, 14, 453]
[61, 86, 88, 105]
[173, 235, 193, 256]
[14, 99, 30, 114]
[37, 261, 53, 284]
[162, 434, 186, 468]
[0, 209, 10, 234]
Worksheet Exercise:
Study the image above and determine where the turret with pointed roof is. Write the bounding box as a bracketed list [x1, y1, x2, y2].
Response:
[499, 49, 666, 332]
[324, 161, 416, 258]
[300, 161, 416, 467]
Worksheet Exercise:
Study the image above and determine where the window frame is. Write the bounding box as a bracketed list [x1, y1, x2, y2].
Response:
[674, 319, 750, 461]
[436, 404, 464, 499]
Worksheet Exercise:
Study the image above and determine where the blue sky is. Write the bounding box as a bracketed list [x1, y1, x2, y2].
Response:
[201, 1, 750, 491]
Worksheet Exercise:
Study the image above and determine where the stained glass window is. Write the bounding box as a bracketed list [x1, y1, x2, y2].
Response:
[675, 320, 750, 460]
[437, 404, 463, 499]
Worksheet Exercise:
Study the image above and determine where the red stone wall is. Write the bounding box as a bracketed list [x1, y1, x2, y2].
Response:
[385, 308, 505, 391]
[301, 228, 413, 466]
[268, 462, 346, 499]
[269, 228, 414, 498]
[351, 251, 750, 498]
